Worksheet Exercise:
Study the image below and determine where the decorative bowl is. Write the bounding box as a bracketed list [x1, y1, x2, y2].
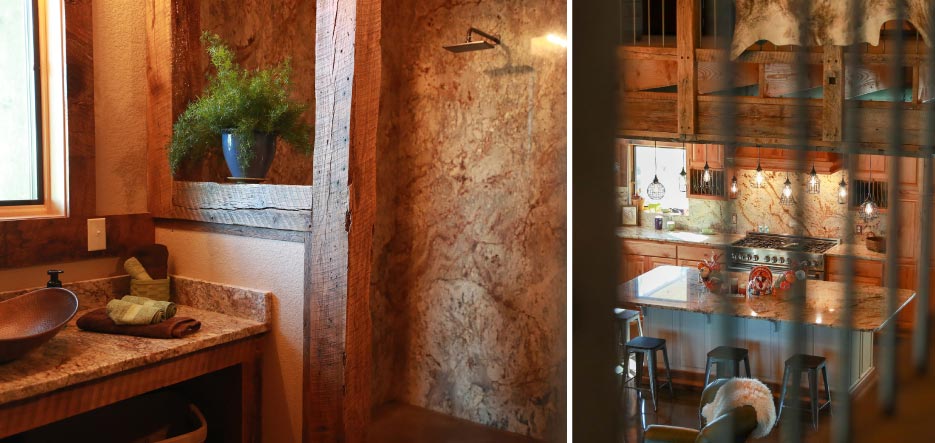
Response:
[0, 288, 79, 363]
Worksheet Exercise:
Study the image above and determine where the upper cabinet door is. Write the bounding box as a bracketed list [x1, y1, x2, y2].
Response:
[689, 144, 724, 169]
[856, 154, 886, 180]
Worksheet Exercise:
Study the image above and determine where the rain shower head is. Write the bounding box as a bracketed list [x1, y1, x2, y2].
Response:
[444, 27, 500, 52]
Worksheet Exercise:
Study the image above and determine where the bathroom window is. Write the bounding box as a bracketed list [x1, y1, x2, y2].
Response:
[0, 0, 68, 219]
[632, 145, 689, 211]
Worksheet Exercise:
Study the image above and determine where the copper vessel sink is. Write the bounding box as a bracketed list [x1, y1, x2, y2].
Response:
[0, 288, 79, 363]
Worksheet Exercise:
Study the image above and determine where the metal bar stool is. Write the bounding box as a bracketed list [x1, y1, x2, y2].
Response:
[777, 354, 832, 429]
[623, 336, 674, 411]
[615, 308, 643, 363]
[703, 346, 752, 386]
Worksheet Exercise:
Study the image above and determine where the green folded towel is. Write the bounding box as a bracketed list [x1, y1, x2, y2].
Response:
[124, 257, 153, 281]
[106, 299, 165, 325]
[121, 295, 177, 319]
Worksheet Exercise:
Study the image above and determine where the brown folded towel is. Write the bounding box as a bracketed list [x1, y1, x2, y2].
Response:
[77, 308, 201, 339]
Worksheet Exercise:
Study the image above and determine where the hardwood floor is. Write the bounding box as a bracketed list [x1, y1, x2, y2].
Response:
[617, 384, 825, 443]
[369, 403, 542, 443]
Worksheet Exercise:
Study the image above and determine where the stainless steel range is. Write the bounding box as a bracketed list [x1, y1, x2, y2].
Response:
[728, 233, 839, 280]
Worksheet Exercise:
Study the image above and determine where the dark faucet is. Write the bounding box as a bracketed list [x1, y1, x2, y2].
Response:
[47, 270, 64, 288]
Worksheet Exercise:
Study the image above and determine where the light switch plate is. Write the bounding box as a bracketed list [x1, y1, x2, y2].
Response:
[87, 218, 106, 251]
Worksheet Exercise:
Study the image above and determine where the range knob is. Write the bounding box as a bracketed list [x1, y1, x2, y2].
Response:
[779, 257, 785, 264]
[763, 256, 770, 263]
[753, 255, 759, 261]
[772, 256, 778, 263]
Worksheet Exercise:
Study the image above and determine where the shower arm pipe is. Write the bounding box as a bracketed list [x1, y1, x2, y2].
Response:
[466, 27, 501, 45]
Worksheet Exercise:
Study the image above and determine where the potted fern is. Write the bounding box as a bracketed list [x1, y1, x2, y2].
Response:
[168, 32, 311, 180]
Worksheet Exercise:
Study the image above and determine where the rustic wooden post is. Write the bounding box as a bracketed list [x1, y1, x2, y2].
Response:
[823, 45, 845, 142]
[677, 0, 699, 135]
[303, 0, 380, 441]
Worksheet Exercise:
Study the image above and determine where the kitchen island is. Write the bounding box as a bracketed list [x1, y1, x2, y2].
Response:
[617, 266, 916, 390]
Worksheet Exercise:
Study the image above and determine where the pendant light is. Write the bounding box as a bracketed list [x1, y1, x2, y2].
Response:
[837, 172, 848, 204]
[730, 175, 739, 199]
[780, 172, 794, 206]
[679, 143, 687, 192]
[753, 145, 765, 188]
[806, 161, 820, 194]
[702, 145, 712, 184]
[647, 142, 666, 200]
[859, 170, 878, 221]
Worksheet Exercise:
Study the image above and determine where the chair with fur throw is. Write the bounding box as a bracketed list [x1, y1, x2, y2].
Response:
[644, 378, 776, 443]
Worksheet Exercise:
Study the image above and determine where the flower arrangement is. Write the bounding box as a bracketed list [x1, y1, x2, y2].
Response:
[697, 253, 724, 292]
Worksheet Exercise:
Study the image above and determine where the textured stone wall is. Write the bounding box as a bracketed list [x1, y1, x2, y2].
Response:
[372, 0, 566, 440]
[680, 169, 886, 237]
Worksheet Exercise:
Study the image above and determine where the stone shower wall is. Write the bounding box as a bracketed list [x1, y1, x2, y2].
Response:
[372, 0, 566, 439]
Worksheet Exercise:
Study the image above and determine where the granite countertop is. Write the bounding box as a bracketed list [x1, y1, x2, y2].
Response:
[825, 242, 887, 262]
[0, 275, 271, 406]
[616, 226, 742, 246]
[617, 265, 915, 331]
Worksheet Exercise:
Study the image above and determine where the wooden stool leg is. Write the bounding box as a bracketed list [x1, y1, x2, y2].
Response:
[662, 346, 674, 397]
[703, 356, 713, 387]
[777, 366, 791, 424]
[809, 368, 819, 429]
[822, 365, 832, 415]
[744, 356, 751, 378]
[648, 351, 658, 412]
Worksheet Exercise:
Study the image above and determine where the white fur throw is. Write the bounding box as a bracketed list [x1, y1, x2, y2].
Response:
[701, 378, 776, 439]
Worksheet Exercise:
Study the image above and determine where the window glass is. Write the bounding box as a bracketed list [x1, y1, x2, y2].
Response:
[633, 145, 688, 211]
[0, 1, 41, 204]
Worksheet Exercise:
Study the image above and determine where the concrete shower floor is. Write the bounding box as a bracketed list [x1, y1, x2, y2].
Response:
[369, 403, 542, 443]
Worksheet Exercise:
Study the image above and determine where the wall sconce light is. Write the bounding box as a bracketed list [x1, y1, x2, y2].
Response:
[730, 175, 739, 199]
[837, 175, 847, 204]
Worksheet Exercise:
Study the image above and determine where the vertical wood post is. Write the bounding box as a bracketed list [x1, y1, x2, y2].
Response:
[304, 0, 380, 441]
[677, 0, 699, 135]
[823, 45, 845, 142]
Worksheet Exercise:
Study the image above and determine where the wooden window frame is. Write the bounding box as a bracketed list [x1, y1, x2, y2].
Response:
[0, 0, 68, 221]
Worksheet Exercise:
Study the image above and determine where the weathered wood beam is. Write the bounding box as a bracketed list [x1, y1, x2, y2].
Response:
[155, 219, 306, 243]
[698, 48, 929, 67]
[303, 0, 379, 441]
[823, 45, 844, 142]
[676, 0, 698, 135]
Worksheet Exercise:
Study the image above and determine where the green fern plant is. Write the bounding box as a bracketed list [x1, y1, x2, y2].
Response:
[167, 32, 311, 174]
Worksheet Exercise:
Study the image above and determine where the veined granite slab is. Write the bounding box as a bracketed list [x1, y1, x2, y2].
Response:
[825, 242, 887, 262]
[0, 275, 271, 406]
[616, 226, 742, 246]
[618, 265, 915, 331]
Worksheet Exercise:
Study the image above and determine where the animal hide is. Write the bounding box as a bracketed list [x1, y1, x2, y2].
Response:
[701, 377, 777, 439]
[731, 0, 933, 59]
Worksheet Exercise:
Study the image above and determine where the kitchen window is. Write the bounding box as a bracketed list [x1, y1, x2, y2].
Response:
[0, 0, 67, 219]
[632, 145, 689, 211]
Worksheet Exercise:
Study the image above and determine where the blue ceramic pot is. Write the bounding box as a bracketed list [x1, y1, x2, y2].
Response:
[221, 130, 277, 179]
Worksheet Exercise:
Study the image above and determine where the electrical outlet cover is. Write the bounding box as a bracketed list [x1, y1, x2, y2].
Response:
[87, 218, 106, 251]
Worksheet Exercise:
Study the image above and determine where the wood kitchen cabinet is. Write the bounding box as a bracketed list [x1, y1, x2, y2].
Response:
[619, 239, 724, 282]
[825, 256, 884, 286]
[689, 144, 724, 169]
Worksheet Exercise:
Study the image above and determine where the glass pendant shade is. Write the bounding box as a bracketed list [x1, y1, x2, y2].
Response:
[647, 175, 666, 200]
[806, 164, 820, 194]
[859, 196, 878, 221]
[730, 175, 739, 199]
[679, 167, 687, 192]
[647, 143, 666, 200]
[780, 175, 794, 206]
[754, 163, 765, 188]
[837, 177, 847, 204]
[702, 162, 711, 183]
